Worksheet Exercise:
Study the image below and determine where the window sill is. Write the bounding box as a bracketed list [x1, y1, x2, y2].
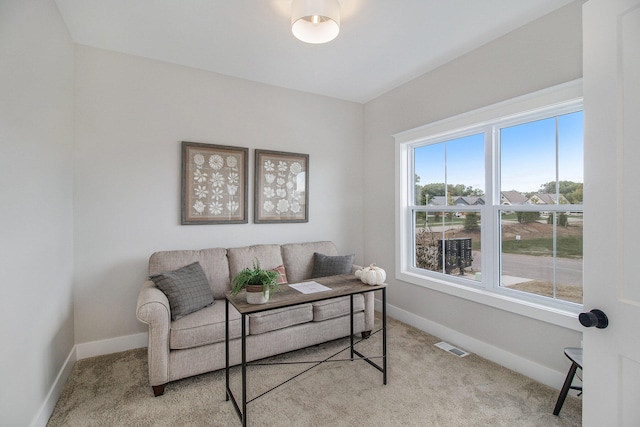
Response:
[397, 270, 583, 332]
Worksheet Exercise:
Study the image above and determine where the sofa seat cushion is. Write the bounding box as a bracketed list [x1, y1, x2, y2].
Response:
[312, 294, 364, 322]
[249, 304, 313, 335]
[169, 303, 247, 350]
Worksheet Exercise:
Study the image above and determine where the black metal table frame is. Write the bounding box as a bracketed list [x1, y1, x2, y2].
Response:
[225, 286, 386, 426]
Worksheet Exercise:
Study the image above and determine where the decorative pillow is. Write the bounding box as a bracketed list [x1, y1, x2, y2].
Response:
[149, 262, 214, 321]
[311, 253, 355, 278]
[272, 265, 288, 284]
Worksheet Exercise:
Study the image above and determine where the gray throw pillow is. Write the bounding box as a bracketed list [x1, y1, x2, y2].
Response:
[311, 252, 355, 278]
[150, 262, 214, 321]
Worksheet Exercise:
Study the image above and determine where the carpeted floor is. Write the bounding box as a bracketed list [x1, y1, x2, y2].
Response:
[47, 316, 581, 426]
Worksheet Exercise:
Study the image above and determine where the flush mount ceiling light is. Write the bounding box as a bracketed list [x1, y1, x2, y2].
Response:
[291, 0, 341, 44]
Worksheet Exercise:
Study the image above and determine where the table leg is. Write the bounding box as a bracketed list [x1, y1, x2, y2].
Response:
[350, 294, 354, 359]
[383, 287, 387, 385]
[242, 314, 247, 427]
[225, 299, 229, 401]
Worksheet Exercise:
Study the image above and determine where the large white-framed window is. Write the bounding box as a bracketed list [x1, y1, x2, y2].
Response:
[395, 80, 583, 328]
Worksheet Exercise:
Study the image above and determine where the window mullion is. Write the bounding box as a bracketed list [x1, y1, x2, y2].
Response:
[482, 125, 499, 290]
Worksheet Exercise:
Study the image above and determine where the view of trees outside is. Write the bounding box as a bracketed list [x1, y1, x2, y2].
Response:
[412, 111, 584, 304]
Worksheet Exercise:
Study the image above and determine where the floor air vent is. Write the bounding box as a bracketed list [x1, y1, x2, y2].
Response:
[435, 341, 470, 357]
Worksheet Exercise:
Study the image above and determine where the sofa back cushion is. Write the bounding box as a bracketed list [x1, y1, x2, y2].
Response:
[281, 241, 338, 284]
[227, 244, 284, 279]
[149, 248, 230, 299]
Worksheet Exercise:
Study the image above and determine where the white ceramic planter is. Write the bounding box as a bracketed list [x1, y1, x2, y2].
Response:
[246, 286, 269, 304]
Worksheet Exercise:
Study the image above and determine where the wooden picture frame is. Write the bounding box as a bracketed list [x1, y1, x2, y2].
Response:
[254, 149, 309, 223]
[181, 141, 248, 224]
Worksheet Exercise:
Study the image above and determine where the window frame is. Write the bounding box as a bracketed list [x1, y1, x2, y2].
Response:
[395, 80, 583, 330]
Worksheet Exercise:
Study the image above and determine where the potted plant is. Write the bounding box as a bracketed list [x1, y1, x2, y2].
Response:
[231, 260, 280, 304]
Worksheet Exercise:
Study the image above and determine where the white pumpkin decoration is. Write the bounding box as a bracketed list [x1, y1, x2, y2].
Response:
[355, 263, 386, 285]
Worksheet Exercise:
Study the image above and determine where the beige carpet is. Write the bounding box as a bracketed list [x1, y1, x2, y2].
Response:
[47, 316, 581, 426]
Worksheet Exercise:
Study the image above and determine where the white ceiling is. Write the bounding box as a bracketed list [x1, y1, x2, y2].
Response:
[54, 0, 574, 104]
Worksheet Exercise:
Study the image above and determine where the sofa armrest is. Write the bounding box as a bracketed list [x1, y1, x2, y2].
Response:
[136, 279, 171, 324]
[136, 280, 171, 387]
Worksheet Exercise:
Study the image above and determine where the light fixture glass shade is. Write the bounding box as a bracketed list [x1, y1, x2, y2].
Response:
[291, 0, 340, 44]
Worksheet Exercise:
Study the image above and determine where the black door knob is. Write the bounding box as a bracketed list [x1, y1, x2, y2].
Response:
[579, 309, 609, 329]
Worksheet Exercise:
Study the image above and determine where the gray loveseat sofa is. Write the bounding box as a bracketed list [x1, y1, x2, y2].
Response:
[136, 241, 374, 396]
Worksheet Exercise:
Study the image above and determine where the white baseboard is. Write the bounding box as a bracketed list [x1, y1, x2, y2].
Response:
[31, 332, 148, 427]
[375, 299, 567, 391]
[76, 332, 148, 360]
[31, 347, 77, 427]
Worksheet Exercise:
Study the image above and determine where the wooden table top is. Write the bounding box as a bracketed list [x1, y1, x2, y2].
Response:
[225, 274, 386, 314]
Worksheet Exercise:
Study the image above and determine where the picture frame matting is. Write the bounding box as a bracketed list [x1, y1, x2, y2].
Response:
[181, 141, 248, 225]
[254, 149, 309, 223]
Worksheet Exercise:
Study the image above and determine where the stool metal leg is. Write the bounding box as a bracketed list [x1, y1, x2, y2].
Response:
[553, 361, 579, 415]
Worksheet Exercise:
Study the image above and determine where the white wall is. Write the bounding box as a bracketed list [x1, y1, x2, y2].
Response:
[0, 1, 75, 426]
[73, 46, 365, 344]
[363, 1, 585, 379]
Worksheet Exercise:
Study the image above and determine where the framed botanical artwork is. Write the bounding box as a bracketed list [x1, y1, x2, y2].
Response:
[254, 150, 309, 223]
[181, 141, 248, 224]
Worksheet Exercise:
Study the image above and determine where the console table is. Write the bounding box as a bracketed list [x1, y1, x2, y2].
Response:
[225, 274, 387, 426]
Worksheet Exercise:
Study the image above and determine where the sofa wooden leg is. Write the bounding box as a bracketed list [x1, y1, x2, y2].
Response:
[361, 330, 371, 339]
[152, 384, 166, 397]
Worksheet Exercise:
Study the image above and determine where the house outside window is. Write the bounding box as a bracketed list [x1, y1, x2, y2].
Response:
[395, 81, 584, 320]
